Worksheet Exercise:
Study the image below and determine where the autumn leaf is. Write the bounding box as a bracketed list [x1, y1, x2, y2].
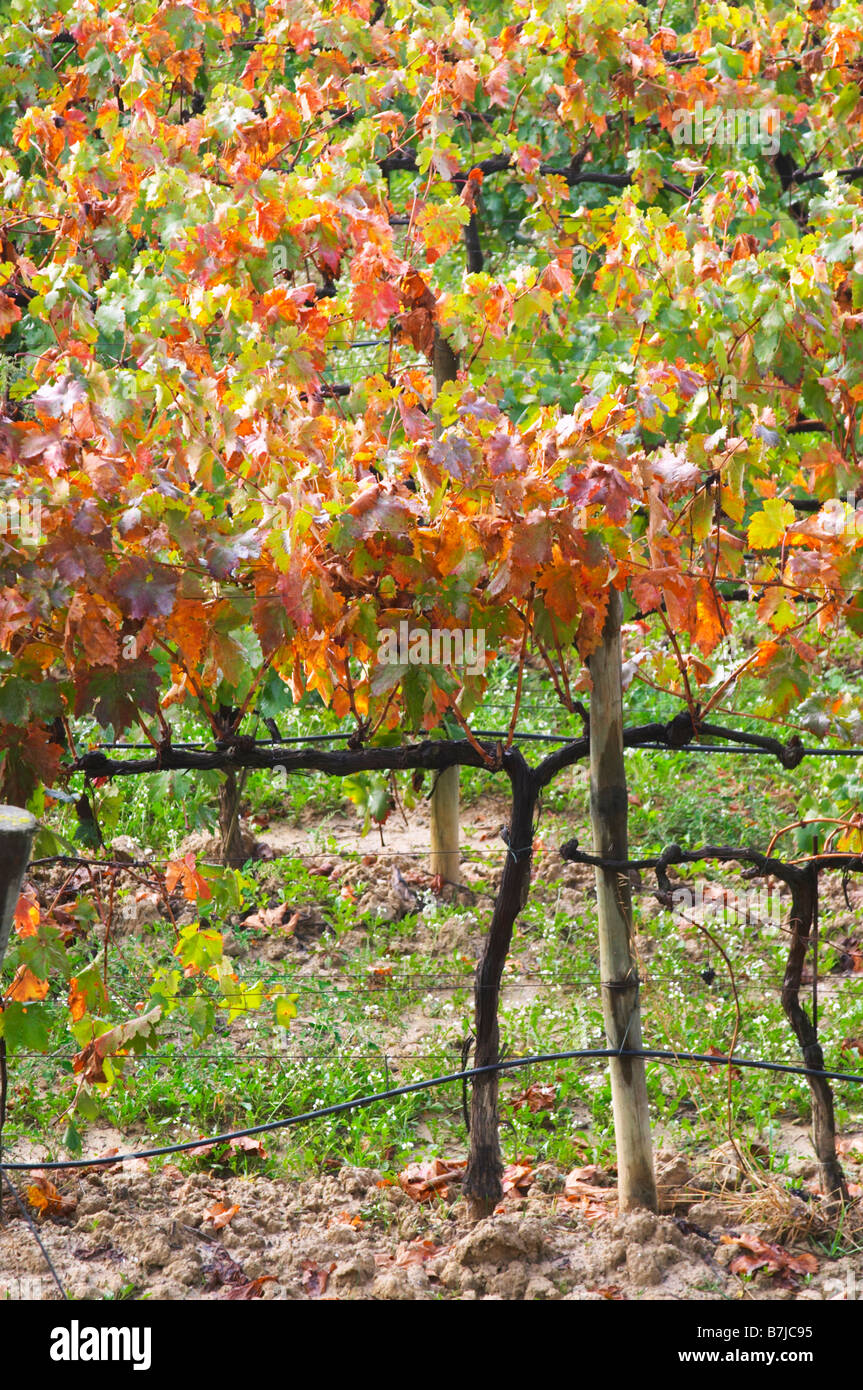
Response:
[13, 892, 40, 938]
[748, 499, 796, 549]
[0, 293, 22, 337]
[5, 965, 49, 1003]
[720, 1234, 818, 1282]
[398, 1158, 467, 1202]
[165, 852, 212, 903]
[509, 1083, 555, 1113]
[204, 1201, 240, 1229]
[394, 1238, 443, 1266]
[221, 1275, 276, 1300]
[301, 1260, 335, 1297]
[72, 1006, 161, 1083]
[26, 1172, 76, 1220]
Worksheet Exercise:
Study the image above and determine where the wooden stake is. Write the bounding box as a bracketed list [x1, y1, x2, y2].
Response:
[589, 589, 657, 1212]
[430, 326, 460, 885]
[0, 805, 37, 970]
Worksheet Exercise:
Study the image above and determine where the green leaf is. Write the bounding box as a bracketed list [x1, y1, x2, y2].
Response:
[0, 1002, 52, 1052]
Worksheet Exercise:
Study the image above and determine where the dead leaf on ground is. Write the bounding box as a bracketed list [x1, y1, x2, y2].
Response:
[502, 1163, 535, 1196]
[564, 1166, 616, 1221]
[398, 1157, 467, 1203]
[203, 1200, 239, 1229]
[301, 1260, 335, 1298]
[203, 1245, 247, 1291]
[720, 1234, 818, 1284]
[226, 1136, 266, 1158]
[26, 1172, 77, 1220]
[395, 1238, 443, 1267]
[220, 1275, 276, 1300]
[510, 1083, 556, 1113]
[242, 902, 299, 932]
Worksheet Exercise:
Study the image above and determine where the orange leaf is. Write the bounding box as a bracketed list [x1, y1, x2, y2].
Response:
[502, 1163, 534, 1196]
[165, 852, 212, 902]
[26, 1172, 76, 1219]
[6, 965, 49, 1003]
[204, 1201, 239, 1229]
[13, 893, 39, 938]
[67, 977, 89, 1022]
[221, 1275, 276, 1300]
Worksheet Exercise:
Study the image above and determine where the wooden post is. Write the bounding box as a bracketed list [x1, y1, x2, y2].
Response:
[430, 327, 460, 886]
[589, 589, 657, 1212]
[0, 805, 37, 970]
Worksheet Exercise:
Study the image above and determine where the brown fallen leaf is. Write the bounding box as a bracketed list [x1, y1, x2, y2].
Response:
[720, 1234, 818, 1283]
[226, 1136, 266, 1158]
[203, 1200, 239, 1230]
[221, 1275, 276, 1300]
[26, 1172, 77, 1220]
[502, 1163, 535, 1196]
[301, 1260, 335, 1298]
[563, 1167, 616, 1221]
[330, 1210, 364, 1229]
[242, 902, 299, 932]
[394, 1238, 443, 1267]
[509, 1083, 556, 1113]
[398, 1158, 467, 1203]
[203, 1245, 247, 1291]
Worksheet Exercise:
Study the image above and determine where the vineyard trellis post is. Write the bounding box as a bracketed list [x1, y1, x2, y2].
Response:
[429, 327, 461, 887]
[588, 591, 657, 1212]
[0, 806, 37, 971]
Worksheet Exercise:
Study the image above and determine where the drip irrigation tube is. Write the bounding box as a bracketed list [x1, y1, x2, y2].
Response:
[3, 1047, 862, 1173]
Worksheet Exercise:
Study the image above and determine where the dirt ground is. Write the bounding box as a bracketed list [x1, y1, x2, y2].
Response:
[2, 1148, 862, 1301]
[5, 1050, 861, 1303]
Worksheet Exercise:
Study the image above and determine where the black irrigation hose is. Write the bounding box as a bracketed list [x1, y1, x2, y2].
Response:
[3, 1047, 863, 1174]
